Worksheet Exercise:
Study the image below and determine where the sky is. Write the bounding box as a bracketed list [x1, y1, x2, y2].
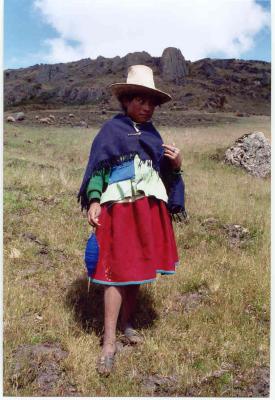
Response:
[4, 0, 271, 70]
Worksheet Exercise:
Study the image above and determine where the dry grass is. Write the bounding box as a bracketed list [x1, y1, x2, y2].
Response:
[3, 114, 270, 396]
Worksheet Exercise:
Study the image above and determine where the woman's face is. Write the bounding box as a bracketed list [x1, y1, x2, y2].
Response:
[123, 94, 159, 123]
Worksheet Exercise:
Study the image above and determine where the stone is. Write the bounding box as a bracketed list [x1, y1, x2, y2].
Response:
[222, 224, 250, 248]
[6, 115, 15, 122]
[141, 374, 178, 395]
[15, 112, 25, 121]
[39, 117, 52, 124]
[224, 132, 271, 178]
[9, 248, 21, 259]
[161, 47, 188, 83]
[78, 120, 88, 128]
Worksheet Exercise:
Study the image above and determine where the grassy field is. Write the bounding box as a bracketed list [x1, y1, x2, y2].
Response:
[3, 114, 270, 396]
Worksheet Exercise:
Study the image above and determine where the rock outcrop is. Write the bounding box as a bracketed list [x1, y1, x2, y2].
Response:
[161, 47, 188, 83]
[4, 49, 271, 114]
[125, 51, 152, 69]
[224, 132, 271, 178]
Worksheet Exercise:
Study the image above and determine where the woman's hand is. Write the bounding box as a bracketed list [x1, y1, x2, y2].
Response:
[162, 142, 182, 170]
[87, 201, 101, 227]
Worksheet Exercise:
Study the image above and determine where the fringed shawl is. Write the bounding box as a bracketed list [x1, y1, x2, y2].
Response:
[77, 113, 186, 219]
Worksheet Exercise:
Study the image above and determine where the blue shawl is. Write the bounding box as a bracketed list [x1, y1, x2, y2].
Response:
[77, 113, 186, 219]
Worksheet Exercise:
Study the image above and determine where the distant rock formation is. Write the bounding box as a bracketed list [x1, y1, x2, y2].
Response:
[224, 132, 271, 178]
[161, 47, 188, 83]
[125, 51, 152, 69]
[4, 48, 271, 114]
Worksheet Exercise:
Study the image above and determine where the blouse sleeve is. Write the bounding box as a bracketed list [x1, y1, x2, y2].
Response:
[86, 168, 110, 203]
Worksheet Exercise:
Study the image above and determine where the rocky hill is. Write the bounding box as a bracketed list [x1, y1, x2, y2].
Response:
[4, 47, 271, 115]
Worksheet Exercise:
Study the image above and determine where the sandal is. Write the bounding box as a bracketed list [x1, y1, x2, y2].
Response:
[123, 326, 144, 345]
[96, 351, 116, 376]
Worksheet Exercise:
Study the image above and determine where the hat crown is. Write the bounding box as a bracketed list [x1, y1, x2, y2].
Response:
[126, 65, 155, 90]
[109, 64, 172, 104]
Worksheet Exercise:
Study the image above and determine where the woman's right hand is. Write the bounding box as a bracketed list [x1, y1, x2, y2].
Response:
[87, 201, 101, 227]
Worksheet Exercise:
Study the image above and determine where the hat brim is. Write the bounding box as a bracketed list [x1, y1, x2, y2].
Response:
[109, 83, 172, 105]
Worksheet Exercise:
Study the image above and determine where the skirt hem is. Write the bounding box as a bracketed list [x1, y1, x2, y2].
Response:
[90, 264, 179, 286]
[91, 278, 156, 286]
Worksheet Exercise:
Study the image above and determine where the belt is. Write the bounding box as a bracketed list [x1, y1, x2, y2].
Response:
[115, 193, 145, 203]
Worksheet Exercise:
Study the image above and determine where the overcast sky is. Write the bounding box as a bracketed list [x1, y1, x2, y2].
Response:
[4, 0, 271, 70]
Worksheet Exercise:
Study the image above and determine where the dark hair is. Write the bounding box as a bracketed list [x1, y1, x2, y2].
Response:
[118, 92, 137, 112]
[118, 92, 161, 113]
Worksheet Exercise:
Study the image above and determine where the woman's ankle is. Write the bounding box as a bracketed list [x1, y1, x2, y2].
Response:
[102, 338, 116, 354]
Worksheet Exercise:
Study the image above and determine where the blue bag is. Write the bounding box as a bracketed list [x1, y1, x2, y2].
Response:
[84, 233, 99, 277]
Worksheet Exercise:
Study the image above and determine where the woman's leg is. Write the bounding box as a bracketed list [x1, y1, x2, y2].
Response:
[102, 285, 123, 355]
[120, 284, 140, 330]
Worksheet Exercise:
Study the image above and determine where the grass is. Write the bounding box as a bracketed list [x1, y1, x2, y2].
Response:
[3, 114, 270, 396]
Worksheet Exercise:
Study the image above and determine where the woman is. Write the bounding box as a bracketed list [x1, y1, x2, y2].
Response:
[78, 65, 186, 376]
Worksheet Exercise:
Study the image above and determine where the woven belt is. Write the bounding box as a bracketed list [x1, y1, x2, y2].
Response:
[115, 194, 145, 204]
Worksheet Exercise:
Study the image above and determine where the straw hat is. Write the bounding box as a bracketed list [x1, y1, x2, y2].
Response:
[109, 65, 172, 105]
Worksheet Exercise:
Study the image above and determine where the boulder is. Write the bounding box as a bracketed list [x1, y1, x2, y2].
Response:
[15, 112, 25, 121]
[161, 47, 188, 83]
[6, 115, 15, 122]
[224, 132, 271, 178]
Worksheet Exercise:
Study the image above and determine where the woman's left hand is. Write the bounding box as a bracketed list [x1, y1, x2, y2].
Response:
[162, 143, 182, 170]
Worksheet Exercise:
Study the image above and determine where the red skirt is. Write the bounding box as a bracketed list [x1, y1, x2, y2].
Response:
[90, 196, 179, 285]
